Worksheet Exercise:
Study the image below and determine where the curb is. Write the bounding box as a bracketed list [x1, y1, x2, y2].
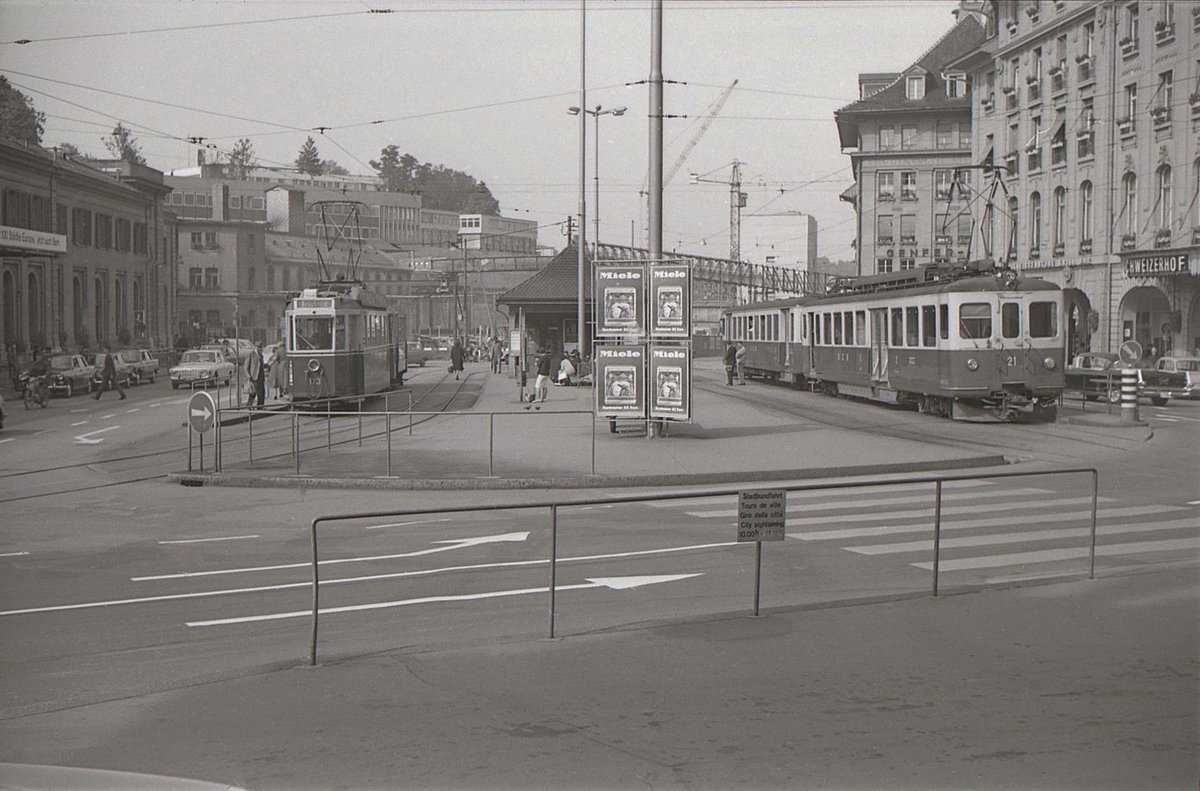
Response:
[168, 454, 1010, 490]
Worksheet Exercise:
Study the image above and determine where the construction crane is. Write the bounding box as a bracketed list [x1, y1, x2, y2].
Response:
[638, 79, 738, 246]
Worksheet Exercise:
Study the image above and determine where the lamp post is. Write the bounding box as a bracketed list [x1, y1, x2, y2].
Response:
[569, 105, 627, 250]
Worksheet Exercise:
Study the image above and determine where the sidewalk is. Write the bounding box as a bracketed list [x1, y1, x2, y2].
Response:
[1, 566, 1193, 790]
[177, 360, 1017, 490]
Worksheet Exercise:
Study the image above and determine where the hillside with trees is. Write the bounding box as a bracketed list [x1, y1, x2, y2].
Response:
[370, 144, 499, 215]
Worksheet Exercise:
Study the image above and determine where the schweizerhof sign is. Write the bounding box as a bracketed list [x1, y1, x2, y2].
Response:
[1124, 253, 1194, 278]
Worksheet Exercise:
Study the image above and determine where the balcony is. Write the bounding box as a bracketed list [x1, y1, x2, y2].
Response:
[981, 93, 995, 112]
[1004, 87, 1019, 111]
[1079, 239, 1093, 255]
[1026, 76, 1041, 103]
[877, 237, 894, 247]
[1024, 4, 1039, 22]
[1053, 242, 1065, 257]
[1117, 117, 1136, 139]
[1077, 130, 1095, 159]
[1121, 233, 1137, 251]
[1076, 55, 1094, 84]
[900, 190, 918, 202]
[1003, 150, 1020, 175]
[1027, 147, 1042, 172]
[1029, 246, 1041, 260]
[1155, 229, 1172, 248]
[1155, 21, 1176, 45]
[899, 235, 917, 245]
[1006, 18, 1019, 34]
[1190, 92, 1200, 116]
[1119, 36, 1138, 58]
[1049, 66, 1066, 94]
[877, 192, 895, 203]
[1150, 105, 1171, 127]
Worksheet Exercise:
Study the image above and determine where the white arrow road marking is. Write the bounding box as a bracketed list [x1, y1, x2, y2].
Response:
[4, 543, 738, 618]
[159, 534, 260, 545]
[73, 425, 120, 445]
[685, 487, 1058, 518]
[131, 531, 532, 581]
[125, 407, 140, 413]
[0, 438, 14, 445]
[70, 420, 88, 427]
[0, 551, 30, 558]
[365, 517, 454, 530]
[186, 573, 705, 627]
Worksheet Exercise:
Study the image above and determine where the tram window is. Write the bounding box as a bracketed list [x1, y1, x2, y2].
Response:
[833, 313, 844, 345]
[959, 303, 992, 339]
[891, 308, 904, 346]
[1001, 302, 1020, 338]
[855, 311, 866, 346]
[823, 313, 832, 345]
[905, 306, 919, 346]
[921, 305, 937, 347]
[1029, 301, 1058, 338]
[293, 316, 333, 350]
[772, 314, 779, 341]
[841, 311, 852, 344]
[804, 313, 813, 342]
[939, 305, 949, 340]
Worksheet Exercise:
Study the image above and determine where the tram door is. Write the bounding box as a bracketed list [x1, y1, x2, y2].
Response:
[870, 308, 889, 382]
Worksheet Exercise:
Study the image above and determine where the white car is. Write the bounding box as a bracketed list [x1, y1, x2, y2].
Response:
[169, 349, 235, 389]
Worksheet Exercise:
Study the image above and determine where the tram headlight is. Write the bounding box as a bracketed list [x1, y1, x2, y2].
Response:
[965, 358, 980, 371]
[1042, 356, 1057, 370]
[306, 358, 322, 374]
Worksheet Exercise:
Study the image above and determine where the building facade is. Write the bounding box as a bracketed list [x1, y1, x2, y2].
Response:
[1, 141, 176, 357]
[836, 13, 988, 277]
[955, 0, 1200, 358]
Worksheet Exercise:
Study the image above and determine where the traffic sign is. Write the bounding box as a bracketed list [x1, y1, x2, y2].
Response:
[188, 391, 217, 434]
[737, 489, 786, 542]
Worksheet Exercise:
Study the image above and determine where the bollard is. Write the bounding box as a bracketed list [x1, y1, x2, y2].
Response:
[1120, 368, 1138, 424]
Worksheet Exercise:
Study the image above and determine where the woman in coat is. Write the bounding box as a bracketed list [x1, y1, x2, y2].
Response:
[450, 338, 465, 380]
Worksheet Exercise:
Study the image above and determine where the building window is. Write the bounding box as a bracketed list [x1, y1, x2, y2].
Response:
[204, 231, 217, 248]
[189, 268, 202, 289]
[250, 197, 265, 210]
[1080, 180, 1093, 245]
[1124, 83, 1138, 121]
[936, 122, 953, 149]
[900, 171, 917, 201]
[1157, 165, 1173, 232]
[190, 231, 202, 250]
[957, 214, 972, 245]
[1007, 197, 1019, 259]
[230, 195, 242, 209]
[204, 268, 219, 290]
[877, 171, 895, 202]
[1122, 172, 1138, 239]
[934, 213, 952, 244]
[901, 125, 917, 149]
[945, 72, 967, 98]
[72, 208, 92, 246]
[1153, 70, 1173, 123]
[934, 170, 953, 200]
[879, 125, 896, 150]
[906, 75, 925, 100]
[877, 215, 894, 245]
[877, 258, 893, 274]
[1029, 191, 1042, 252]
[1052, 187, 1066, 252]
[899, 214, 916, 245]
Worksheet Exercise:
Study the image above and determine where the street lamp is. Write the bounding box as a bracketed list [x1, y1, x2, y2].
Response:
[569, 105, 626, 249]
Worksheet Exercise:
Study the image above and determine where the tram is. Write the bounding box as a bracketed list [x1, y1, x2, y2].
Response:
[723, 261, 1065, 421]
[284, 278, 408, 402]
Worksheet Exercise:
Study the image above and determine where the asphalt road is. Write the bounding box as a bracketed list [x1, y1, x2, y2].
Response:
[0, 370, 1196, 788]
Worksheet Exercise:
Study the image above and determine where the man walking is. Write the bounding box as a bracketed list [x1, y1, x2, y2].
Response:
[723, 341, 737, 385]
[524, 346, 553, 410]
[735, 341, 747, 385]
[92, 345, 126, 400]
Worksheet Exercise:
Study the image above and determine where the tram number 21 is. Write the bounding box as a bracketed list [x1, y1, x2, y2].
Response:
[1002, 353, 1017, 367]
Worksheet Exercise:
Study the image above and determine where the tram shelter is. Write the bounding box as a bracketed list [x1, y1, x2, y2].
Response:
[496, 243, 594, 373]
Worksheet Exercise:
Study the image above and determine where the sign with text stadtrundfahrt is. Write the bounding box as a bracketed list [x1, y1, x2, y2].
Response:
[188, 391, 217, 434]
[737, 489, 786, 542]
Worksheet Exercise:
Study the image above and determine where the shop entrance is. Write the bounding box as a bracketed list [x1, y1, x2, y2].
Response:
[1119, 285, 1171, 358]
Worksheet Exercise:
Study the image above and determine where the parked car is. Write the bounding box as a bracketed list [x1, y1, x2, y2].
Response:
[209, 337, 257, 364]
[117, 349, 160, 385]
[1064, 352, 1191, 405]
[405, 341, 430, 367]
[88, 351, 134, 390]
[169, 349, 236, 389]
[1154, 356, 1200, 399]
[46, 354, 96, 397]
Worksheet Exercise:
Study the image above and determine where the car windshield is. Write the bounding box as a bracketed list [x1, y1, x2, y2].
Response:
[49, 355, 74, 368]
[181, 351, 219, 363]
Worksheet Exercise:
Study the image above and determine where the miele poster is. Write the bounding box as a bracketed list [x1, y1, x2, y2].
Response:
[594, 344, 646, 417]
[649, 344, 691, 420]
[649, 263, 691, 338]
[594, 265, 645, 337]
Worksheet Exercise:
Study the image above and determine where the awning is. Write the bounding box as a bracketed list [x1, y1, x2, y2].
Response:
[839, 182, 858, 204]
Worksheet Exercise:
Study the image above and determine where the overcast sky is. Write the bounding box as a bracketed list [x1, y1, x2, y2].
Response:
[1, 0, 960, 262]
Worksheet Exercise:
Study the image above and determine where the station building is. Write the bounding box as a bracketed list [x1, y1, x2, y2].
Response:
[0, 140, 177, 359]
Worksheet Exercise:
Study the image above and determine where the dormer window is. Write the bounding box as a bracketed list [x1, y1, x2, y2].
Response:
[945, 72, 967, 98]
[906, 75, 926, 100]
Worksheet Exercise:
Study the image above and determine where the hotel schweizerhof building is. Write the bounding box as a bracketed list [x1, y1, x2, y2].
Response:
[839, 0, 1200, 360]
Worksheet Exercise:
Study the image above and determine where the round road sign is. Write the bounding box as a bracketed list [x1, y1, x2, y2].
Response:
[188, 390, 217, 433]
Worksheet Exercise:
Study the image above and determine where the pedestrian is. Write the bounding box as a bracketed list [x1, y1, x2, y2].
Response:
[735, 341, 747, 385]
[450, 338, 465, 380]
[92, 344, 126, 400]
[723, 341, 737, 385]
[524, 346, 553, 410]
[270, 345, 287, 398]
[490, 337, 503, 374]
[244, 344, 262, 407]
[253, 343, 266, 407]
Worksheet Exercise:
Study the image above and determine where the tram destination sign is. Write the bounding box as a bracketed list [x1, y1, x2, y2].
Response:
[737, 489, 786, 542]
[1124, 253, 1193, 278]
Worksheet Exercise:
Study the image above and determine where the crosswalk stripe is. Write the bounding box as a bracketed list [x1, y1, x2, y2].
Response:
[793, 504, 1184, 541]
[845, 517, 1200, 555]
[725, 495, 1112, 527]
[910, 536, 1200, 571]
[684, 487, 1057, 518]
[648, 480, 998, 508]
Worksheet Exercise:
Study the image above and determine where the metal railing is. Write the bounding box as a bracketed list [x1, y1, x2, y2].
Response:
[213, 404, 598, 478]
[305, 466, 1099, 665]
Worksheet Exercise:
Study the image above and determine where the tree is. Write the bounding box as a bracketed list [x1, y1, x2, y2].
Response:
[103, 123, 146, 165]
[370, 144, 418, 192]
[228, 138, 256, 180]
[321, 159, 350, 176]
[295, 136, 323, 176]
[0, 76, 45, 145]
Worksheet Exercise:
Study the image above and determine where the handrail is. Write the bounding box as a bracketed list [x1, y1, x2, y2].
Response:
[306, 466, 1099, 665]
